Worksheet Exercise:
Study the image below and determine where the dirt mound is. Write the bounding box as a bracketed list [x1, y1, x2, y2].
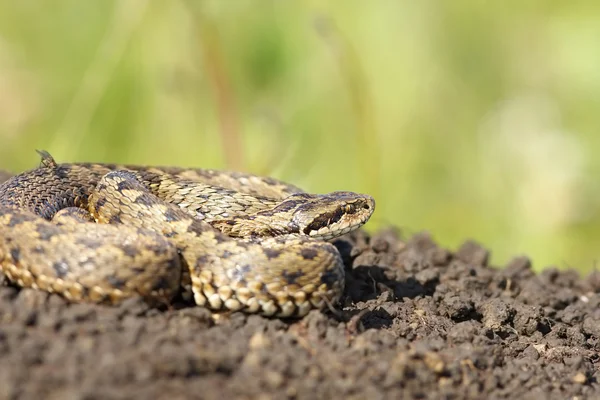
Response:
[1, 229, 599, 399]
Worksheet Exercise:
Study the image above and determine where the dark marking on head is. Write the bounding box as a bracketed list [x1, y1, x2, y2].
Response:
[109, 214, 122, 224]
[258, 199, 302, 217]
[302, 209, 344, 235]
[300, 247, 319, 260]
[53, 261, 69, 278]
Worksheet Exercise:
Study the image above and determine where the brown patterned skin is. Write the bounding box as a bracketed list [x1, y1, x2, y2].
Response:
[0, 151, 375, 317]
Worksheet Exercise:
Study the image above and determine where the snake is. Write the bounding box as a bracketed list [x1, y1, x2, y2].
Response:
[0, 151, 375, 317]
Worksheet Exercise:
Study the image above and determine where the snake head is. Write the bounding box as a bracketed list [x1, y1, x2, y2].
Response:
[211, 191, 375, 240]
[287, 191, 376, 240]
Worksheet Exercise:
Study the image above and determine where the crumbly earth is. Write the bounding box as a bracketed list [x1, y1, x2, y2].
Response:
[1, 228, 599, 400]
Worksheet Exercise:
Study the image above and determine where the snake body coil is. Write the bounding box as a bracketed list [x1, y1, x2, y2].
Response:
[0, 151, 375, 317]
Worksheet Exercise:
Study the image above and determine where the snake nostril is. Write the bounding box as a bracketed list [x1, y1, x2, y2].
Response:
[363, 204, 370, 210]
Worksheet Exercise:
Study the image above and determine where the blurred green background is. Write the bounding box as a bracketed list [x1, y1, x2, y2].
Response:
[0, 1, 599, 273]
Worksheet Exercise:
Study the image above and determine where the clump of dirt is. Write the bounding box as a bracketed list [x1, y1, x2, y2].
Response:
[1, 228, 599, 399]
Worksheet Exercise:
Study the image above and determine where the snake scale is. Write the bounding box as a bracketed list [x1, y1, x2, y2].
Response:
[0, 151, 375, 317]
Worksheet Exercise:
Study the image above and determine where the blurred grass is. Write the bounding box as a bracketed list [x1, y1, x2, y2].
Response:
[1, 1, 600, 272]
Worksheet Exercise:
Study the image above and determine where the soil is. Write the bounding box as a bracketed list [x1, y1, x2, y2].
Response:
[1, 227, 599, 400]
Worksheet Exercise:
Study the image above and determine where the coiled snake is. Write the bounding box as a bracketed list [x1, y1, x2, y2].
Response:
[0, 151, 375, 317]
